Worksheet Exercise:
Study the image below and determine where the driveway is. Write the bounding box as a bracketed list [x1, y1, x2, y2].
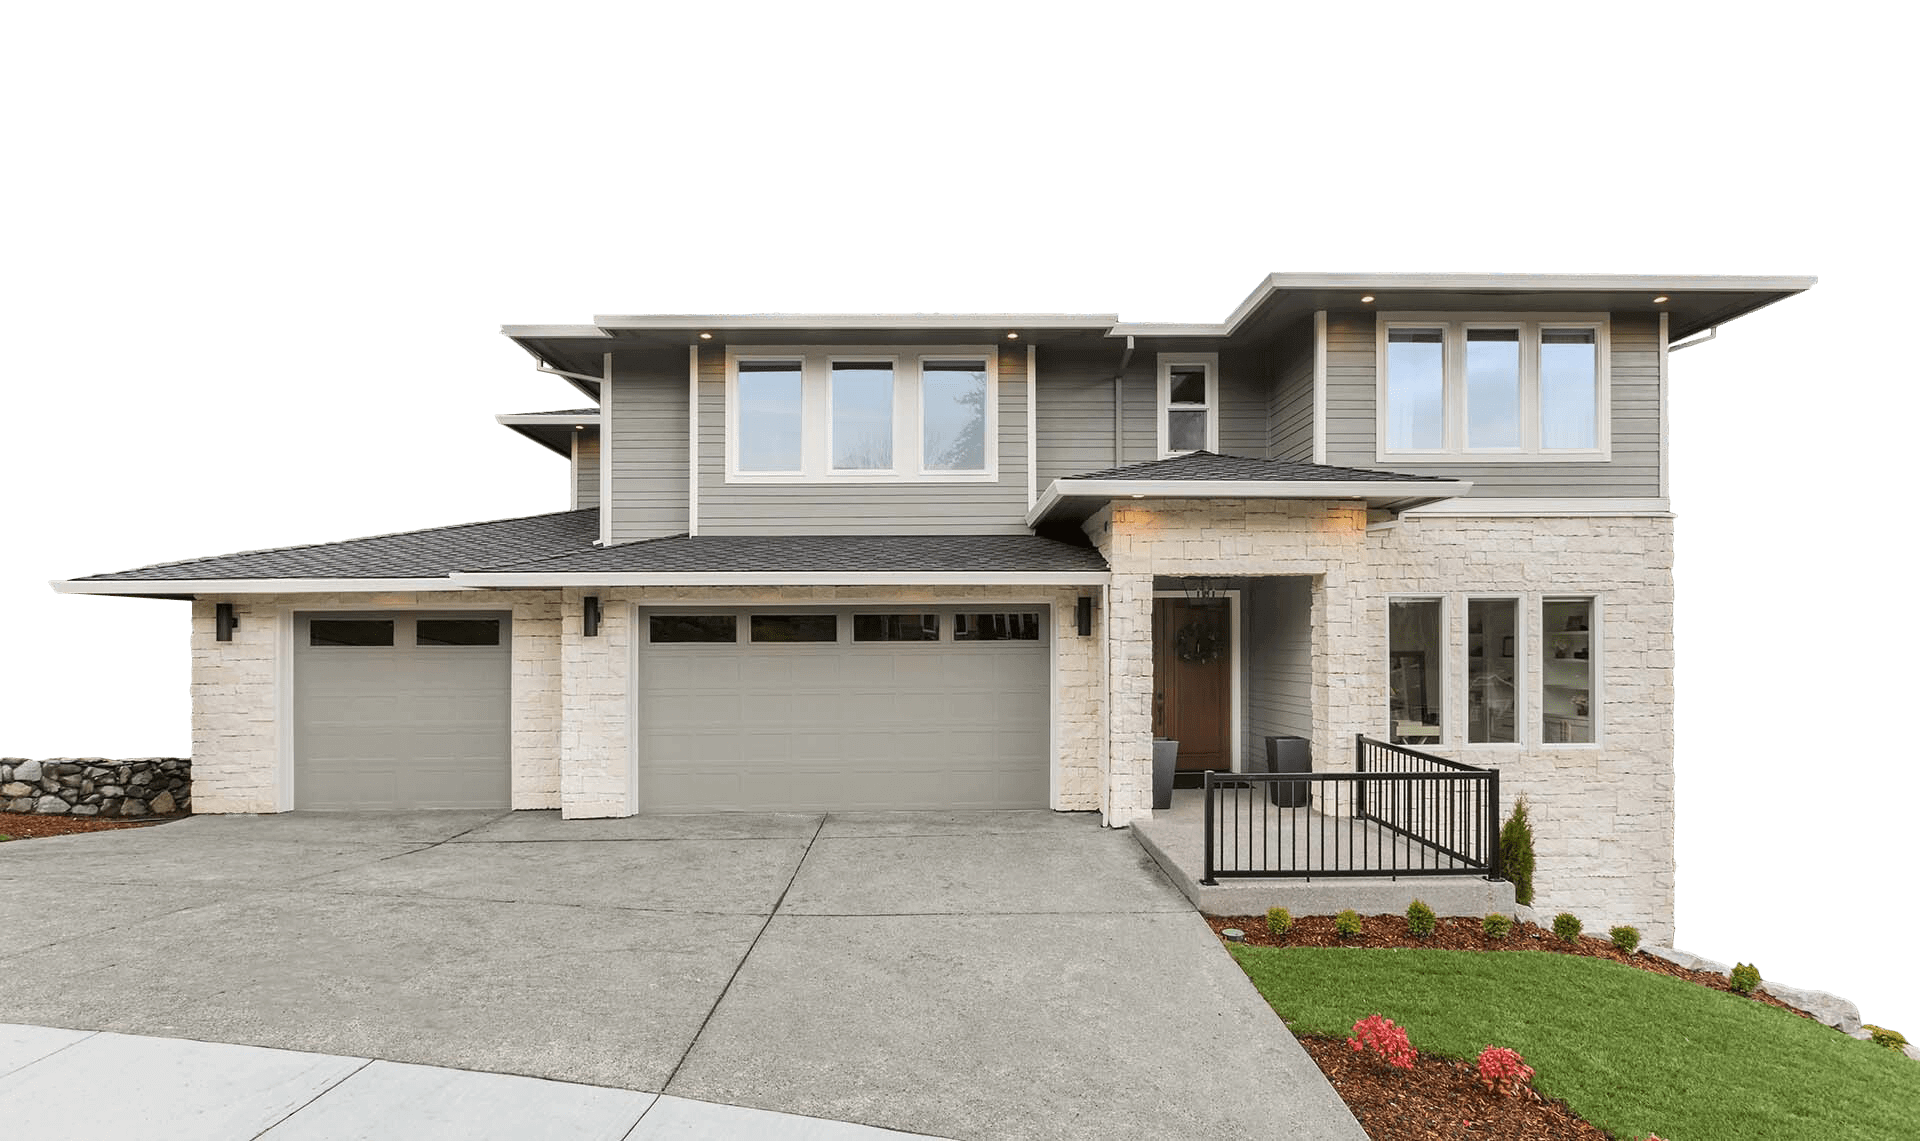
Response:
[0, 810, 1361, 1139]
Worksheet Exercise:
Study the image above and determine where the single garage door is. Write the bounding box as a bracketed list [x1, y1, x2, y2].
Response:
[293, 611, 512, 810]
[636, 607, 1050, 811]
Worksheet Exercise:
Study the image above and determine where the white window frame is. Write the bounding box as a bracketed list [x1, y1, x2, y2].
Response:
[725, 345, 998, 484]
[1464, 594, 1525, 748]
[1156, 352, 1219, 457]
[1375, 313, 1611, 463]
[1540, 595, 1602, 748]
[1385, 594, 1447, 746]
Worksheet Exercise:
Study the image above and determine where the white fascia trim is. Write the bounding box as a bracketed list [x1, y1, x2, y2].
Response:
[1025, 477, 1473, 526]
[599, 352, 614, 546]
[1404, 497, 1672, 518]
[502, 325, 611, 338]
[592, 313, 1118, 331]
[51, 578, 473, 595]
[452, 571, 1110, 588]
[495, 413, 601, 426]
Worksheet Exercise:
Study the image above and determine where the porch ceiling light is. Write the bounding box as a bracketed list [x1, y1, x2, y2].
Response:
[1359, 295, 1375, 303]
[1006, 331, 1020, 339]
[699, 332, 713, 340]
[1652, 295, 1669, 304]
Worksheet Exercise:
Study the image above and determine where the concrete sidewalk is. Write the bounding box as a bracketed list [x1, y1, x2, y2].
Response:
[0, 1023, 943, 1140]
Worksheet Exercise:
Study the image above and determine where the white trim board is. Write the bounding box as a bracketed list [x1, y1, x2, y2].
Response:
[1403, 498, 1671, 518]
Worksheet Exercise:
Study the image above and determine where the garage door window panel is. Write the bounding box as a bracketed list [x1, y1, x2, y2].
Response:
[953, 612, 1041, 641]
[309, 619, 394, 647]
[749, 614, 839, 643]
[416, 619, 501, 646]
[649, 614, 738, 643]
[853, 613, 940, 642]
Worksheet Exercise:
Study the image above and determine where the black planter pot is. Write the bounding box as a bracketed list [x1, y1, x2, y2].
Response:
[1152, 739, 1179, 810]
[1263, 735, 1311, 808]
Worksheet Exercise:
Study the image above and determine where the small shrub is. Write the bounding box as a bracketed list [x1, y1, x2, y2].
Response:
[1405, 899, 1436, 938]
[1482, 912, 1514, 941]
[1552, 912, 1583, 944]
[1475, 1045, 1535, 1097]
[1609, 925, 1642, 954]
[1729, 962, 1761, 995]
[1335, 909, 1363, 939]
[1265, 906, 1292, 938]
[1865, 1024, 1909, 1051]
[1499, 796, 1537, 906]
[1347, 1014, 1417, 1070]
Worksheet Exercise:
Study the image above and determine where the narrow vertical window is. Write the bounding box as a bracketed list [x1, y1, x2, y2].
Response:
[1542, 598, 1595, 743]
[1388, 598, 1443, 745]
[830, 361, 894, 471]
[1465, 328, 1521, 449]
[1467, 599, 1519, 743]
[1539, 329, 1599, 449]
[737, 360, 805, 472]
[1385, 328, 1445, 450]
[1163, 361, 1213, 453]
[921, 360, 988, 471]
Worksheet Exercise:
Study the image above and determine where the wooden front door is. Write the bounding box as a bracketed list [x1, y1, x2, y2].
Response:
[1152, 597, 1232, 771]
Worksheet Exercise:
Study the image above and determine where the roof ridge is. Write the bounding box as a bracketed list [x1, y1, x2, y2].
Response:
[84, 508, 598, 578]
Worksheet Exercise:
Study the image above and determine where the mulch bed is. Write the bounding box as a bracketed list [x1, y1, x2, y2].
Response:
[1217, 913, 1812, 1141]
[0, 812, 185, 841]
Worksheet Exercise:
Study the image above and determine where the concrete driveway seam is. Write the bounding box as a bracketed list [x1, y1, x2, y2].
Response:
[657, 813, 826, 1091]
[273, 810, 511, 889]
[247, 1057, 376, 1140]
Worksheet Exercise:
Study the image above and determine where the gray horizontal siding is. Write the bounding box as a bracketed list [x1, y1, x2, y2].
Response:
[1037, 345, 1272, 480]
[1246, 576, 1313, 764]
[609, 348, 690, 542]
[697, 344, 1030, 535]
[572, 428, 600, 511]
[1322, 311, 1662, 497]
[1268, 325, 1315, 462]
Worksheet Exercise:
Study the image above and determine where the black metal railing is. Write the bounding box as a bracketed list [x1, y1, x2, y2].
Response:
[1200, 735, 1500, 884]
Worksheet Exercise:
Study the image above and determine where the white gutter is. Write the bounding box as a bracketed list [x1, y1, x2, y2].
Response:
[452, 570, 1110, 588]
[1667, 325, 1718, 352]
[495, 412, 600, 426]
[590, 312, 1119, 331]
[1025, 477, 1473, 527]
[536, 365, 611, 389]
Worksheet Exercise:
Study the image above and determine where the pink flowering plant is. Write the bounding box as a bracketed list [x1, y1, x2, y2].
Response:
[1474, 1045, 1536, 1097]
[1346, 1014, 1417, 1070]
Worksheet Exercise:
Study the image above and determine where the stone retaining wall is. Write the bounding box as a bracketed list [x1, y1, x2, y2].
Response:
[0, 758, 190, 817]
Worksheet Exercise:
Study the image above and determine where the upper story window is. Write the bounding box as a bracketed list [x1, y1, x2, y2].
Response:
[1377, 315, 1609, 462]
[728, 347, 997, 482]
[1157, 353, 1218, 457]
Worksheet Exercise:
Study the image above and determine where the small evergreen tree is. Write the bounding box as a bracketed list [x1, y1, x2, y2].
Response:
[1500, 796, 1537, 906]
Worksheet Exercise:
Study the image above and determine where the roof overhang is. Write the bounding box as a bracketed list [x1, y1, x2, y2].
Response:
[495, 411, 600, 457]
[50, 577, 472, 597]
[1027, 477, 1473, 528]
[1111, 272, 1816, 345]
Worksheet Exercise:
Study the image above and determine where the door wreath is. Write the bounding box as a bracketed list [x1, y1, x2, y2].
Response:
[1174, 619, 1225, 663]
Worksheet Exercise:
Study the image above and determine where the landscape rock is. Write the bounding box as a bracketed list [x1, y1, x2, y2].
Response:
[1641, 946, 1731, 975]
[15, 761, 42, 784]
[35, 795, 71, 815]
[149, 790, 176, 816]
[1759, 981, 1862, 1035]
[120, 799, 148, 817]
[70, 805, 99, 817]
[2, 759, 189, 818]
[1, 782, 31, 798]
[1905, 1043, 1920, 1063]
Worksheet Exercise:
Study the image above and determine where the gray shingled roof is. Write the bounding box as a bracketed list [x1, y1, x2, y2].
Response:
[475, 532, 1108, 576]
[72, 509, 600, 581]
[1063, 451, 1453, 483]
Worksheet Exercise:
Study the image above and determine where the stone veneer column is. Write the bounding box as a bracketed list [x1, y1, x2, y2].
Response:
[558, 588, 633, 818]
[1103, 571, 1156, 825]
[510, 593, 562, 809]
[189, 596, 282, 813]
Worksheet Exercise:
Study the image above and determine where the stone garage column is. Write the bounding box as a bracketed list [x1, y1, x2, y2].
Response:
[559, 589, 634, 818]
[1103, 571, 1156, 826]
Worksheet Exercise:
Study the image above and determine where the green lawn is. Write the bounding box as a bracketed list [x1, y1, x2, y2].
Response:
[1231, 946, 1920, 1141]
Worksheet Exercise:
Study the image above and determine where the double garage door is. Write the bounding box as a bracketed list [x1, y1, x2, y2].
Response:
[291, 606, 1050, 812]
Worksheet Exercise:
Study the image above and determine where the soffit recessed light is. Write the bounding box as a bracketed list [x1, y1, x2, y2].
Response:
[1006, 331, 1020, 339]
[1359, 295, 1376, 303]
[574, 424, 586, 430]
[1652, 295, 1669, 304]
[1130, 493, 1146, 499]
[698, 331, 713, 340]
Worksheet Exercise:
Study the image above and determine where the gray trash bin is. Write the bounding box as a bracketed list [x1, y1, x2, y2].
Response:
[1264, 735, 1311, 808]
[1151, 739, 1179, 810]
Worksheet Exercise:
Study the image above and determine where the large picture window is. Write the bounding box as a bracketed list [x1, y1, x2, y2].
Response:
[727, 347, 996, 481]
[1377, 315, 1608, 461]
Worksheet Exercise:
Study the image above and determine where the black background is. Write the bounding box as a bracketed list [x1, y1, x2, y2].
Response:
[11, 268, 1889, 1029]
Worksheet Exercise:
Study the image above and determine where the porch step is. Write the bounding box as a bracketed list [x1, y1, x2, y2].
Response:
[1131, 806, 1516, 919]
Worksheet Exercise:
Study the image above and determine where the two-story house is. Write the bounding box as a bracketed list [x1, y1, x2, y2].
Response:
[54, 272, 1812, 940]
